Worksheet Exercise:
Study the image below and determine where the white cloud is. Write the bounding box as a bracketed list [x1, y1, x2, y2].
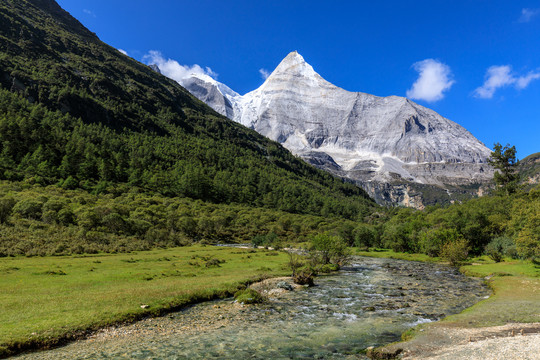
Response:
[474, 66, 513, 99]
[83, 9, 96, 17]
[515, 72, 540, 89]
[406, 59, 455, 102]
[142, 51, 217, 85]
[519, 8, 540, 23]
[117, 49, 128, 56]
[259, 68, 271, 80]
[474, 65, 540, 99]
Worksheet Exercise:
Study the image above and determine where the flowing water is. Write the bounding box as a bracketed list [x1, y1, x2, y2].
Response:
[17, 257, 490, 359]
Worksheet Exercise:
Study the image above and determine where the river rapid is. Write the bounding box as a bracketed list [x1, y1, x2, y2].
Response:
[16, 256, 490, 359]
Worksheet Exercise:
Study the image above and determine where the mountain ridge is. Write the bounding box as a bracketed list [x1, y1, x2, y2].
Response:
[178, 51, 494, 208]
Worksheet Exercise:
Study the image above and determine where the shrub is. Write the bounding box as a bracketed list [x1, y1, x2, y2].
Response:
[354, 225, 376, 248]
[57, 208, 75, 225]
[337, 223, 355, 246]
[42, 209, 57, 224]
[102, 212, 126, 233]
[77, 209, 100, 230]
[234, 288, 265, 304]
[176, 216, 198, 238]
[319, 263, 340, 273]
[292, 268, 315, 286]
[252, 234, 266, 247]
[251, 232, 279, 248]
[516, 226, 540, 260]
[381, 223, 412, 253]
[144, 228, 169, 244]
[127, 218, 152, 236]
[440, 237, 470, 266]
[419, 228, 461, 257]
[0, 197, 16, 223]
[485, 236, 515, 262]
[13, 199, 43, 220]
[310, 233, 350, 266]
[287, 252, 304, 277]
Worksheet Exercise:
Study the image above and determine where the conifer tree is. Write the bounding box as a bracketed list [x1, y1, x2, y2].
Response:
[488, 143, 519, 195]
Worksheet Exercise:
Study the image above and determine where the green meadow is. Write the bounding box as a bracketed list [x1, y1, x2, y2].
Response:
[0, 245, 289, 356]
[446, 258, 540, 326]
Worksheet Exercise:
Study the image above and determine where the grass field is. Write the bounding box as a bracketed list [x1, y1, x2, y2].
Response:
[0, 245, 289, 356]
[444, 259, 540, 326]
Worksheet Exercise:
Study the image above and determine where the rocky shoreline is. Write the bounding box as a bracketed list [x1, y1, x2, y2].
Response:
[377, 323, 540, 360]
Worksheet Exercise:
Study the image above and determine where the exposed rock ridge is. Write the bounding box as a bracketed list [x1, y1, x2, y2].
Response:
[176, 51, 494, 207]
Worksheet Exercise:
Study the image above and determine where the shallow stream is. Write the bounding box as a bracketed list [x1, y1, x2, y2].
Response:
[17, 256, 490, 359]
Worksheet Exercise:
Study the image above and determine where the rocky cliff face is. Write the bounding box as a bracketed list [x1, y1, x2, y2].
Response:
[518, 152, 540, 191]
[179, 52, 493, 207]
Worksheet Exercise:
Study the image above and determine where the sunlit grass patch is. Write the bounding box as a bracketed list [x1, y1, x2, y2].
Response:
[0, 245, 289, 357]
[354, 248, 440, 263]
[434, 259, 540, 327]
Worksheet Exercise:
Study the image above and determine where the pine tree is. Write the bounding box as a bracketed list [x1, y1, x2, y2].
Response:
[488, 143, 519, 195]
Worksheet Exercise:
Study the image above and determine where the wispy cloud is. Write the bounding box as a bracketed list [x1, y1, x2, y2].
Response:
[117, 49, 128, 56]
[474, 65, 540, 99]
[259, 68, 271, 80]
[519, 8, 540, 23]
[83, 9, 96, 17]
[142, 51, 217, 85]
[406, 59, 455, 102]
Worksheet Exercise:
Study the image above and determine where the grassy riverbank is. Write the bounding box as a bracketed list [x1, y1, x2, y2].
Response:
[365, 248, 540, 358]
[355, 248, 441, 263]
[357, 248, 539, 327]
[444, 259, 540, 326]
[0, 245, 289, 357]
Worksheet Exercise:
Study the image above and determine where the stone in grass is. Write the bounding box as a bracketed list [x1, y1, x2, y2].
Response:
[276, 281, 294, 291]
[234, 289, 266, 304]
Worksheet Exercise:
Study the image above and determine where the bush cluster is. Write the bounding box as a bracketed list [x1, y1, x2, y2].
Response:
[375, 189, 539, 261]
[0, 181, 369, 257]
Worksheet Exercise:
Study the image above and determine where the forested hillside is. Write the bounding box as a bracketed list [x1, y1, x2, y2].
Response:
[0, 180, 374, 256]
[0, 0, 375, 223]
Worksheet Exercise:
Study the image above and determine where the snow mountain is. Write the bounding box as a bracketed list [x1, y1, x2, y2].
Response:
[169, 51, 493, 208]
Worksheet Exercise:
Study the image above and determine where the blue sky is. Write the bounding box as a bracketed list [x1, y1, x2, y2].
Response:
[57, 0, 540, 158]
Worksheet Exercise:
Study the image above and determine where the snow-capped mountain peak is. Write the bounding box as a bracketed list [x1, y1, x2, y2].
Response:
[167, 52, 493, 207]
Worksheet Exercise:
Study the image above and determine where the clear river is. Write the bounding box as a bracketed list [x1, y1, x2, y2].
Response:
[16, 256, 490, 359]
